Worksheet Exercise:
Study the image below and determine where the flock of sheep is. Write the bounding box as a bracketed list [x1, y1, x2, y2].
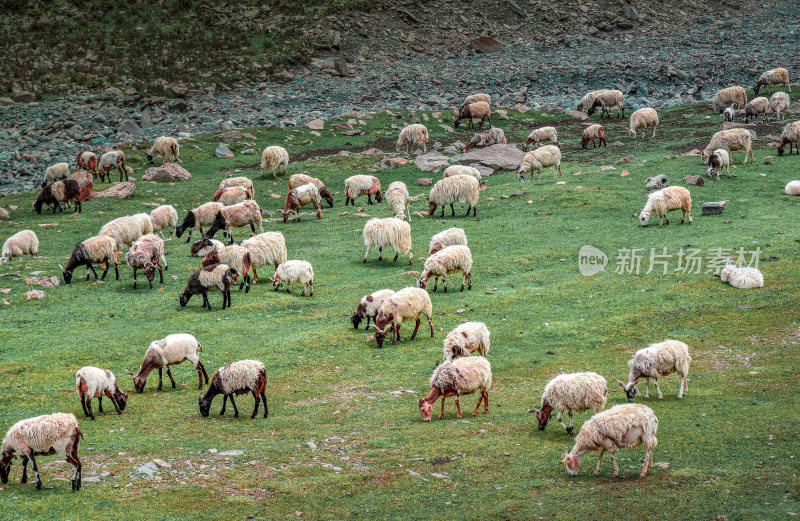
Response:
[0, 66, 796, 490]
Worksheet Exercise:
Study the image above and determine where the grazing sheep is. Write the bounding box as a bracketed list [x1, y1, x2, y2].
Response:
[199, 360, 268, 419]
[428, 175, 480, 217]
[754, 67, 790, 95]
[351, 289, 396, 330]
[769, 92, 790, 121]
[179, 264, 238, 311]
[76, 151, 98, 175]
[529, 373, 607, 435]
[581, 124, 606, 149]
[785, 180, 800, 195]
[191, 238, 225, 257]
[282, 183, 322, 223]
[723, 104, 738, 123]
[362, 217, 413, 265]
[260, 145, 289, 180]
[706, 149, 730, 179]
[396, 124, 429, 154]
[639, 186, 692, 226]
[461, 93, 491, 108]
[175, 202, 224, 243]
[34, 179, 82, 213]
[744, 96, 771, 123]
[615, 339, 691, 402]
[385, 181, 411, 221]
[61, 235, 119, 284]
[777, 121, 800, 156]
[463, 127, 507, 151]
[146, 136, 180, 164]
[75, 367, 128, 420]
[443, 165, 482, 185]
[99, 213, 154, 250]
[345, 175, 383, 206]
[562, 404, 658, 478]
[628, 108, 659, 138]
[418, 244, 472, 293]
[428, 227, 467, 256]
[241, 232, 288, 281]
[587, 89, 624, 119]
[43, 162, 70, 185]
[712, 86, 748, 113]
[125, 234, 167, 289]
[288, 174, 334, 207]
[373, 287, 434, 348]
[272, 260, 314, 296]
[97, 150, 128, 183]
[522, 126, 559, 151]
[149, 205, 178, 237]
[418, 356, 491, 421]
[205, 200, 263, 245]
[219, 177, 255, 199]
[0, 413, 84, 491]
[518, 145, 563, 181]
[454, 101, 492, 130]
[211, 186, 251, 206]
[202, 245, 253, 292]
[1, 230, 39, 264]
[577, 89, 608, 113]
[129, 334, 208, 392]
[442, 321, 490, 362]
[702, 128, 754, 164]
[719, 259, 764, 289]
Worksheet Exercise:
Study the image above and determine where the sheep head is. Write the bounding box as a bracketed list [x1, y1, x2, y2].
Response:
[371, 323, 391, 349]
[418, 398, 433, 421]
[144, 262, 157, 283]
[0, 450, 13, 484]
[639, 211, 651, 227]
[59, 264, 73, 284]
[614, 378, 638, 403]
[114, 387, 129, 411]
[561, 452, 581, 476]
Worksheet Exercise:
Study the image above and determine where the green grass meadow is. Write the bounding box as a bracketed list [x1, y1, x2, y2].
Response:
[1, 99, 799, 520]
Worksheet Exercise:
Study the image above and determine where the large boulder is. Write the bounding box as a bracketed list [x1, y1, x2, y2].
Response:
[93, 182, 136, 199]
[142, 163, 192, 181]
[449, 144, 525, 171]
[117, 119, 145, 136]
[645, 174, 669, 192]
[470, 36, 503, 53]
[414, 151, 451, 172]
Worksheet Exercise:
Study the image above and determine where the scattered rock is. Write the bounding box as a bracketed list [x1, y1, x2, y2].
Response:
[26, 290, 45, 300]
[306, 119, 325, 130]
[683, 175, 705, 186]
[450, 144, 524, 171]
[25, 276, 60, 288]
[93, 182, 136, 199]
[142, 163, 192, 181]
[381, 157, 407, 168]
[117, 119, 145, 136]
[215, 142, 234, 158]
[416, 178, 433, 186]
[217, 450, 244, 457]
[615, 154, 640, 164]
[0, 97, 14, 106]
[470, 36, 504, 53]
[414, 152, 451, 172]
[0, 208, 9, 219]
[132, 462, 159, 480]
[611, 141, 625, 147]
[645, 174, 669, 191]
[13, 92, 36, 103]
[218, 130, 242, 143]
[333, 56, 350, 76]
[564, 109, 588, 120]
[702, 201, 727, 215]
[510, 191, 526, 197]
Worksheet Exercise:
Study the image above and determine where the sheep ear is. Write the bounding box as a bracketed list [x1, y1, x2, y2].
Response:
[127, 370, 136, 377]
[614, 378, 627, 388]
[58, 264, 65, 272]
[528, 408, 540, 414]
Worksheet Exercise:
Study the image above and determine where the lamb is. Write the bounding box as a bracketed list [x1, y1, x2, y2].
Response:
[723, 104, 738, 123]
[362, 217, 413, 265]
[1, 230, 39, 264]
[0, 413, 84, 491]
[219, 177, 255, 199]
[428, 227, 467, 256]
[75, 366, 128, 420]
[34, 179, 82, 213]
[581, 124, 606, 149]
[522, 126, 559, 151]
[639, 186, 692, 226]
[753, 67, 790, 95]
[428, 175, 480, 217]
[260, 145, 289, 179]
[179, 264, 238, 311]
[99, 213, 154, 249]
[272, 260, 314, 296]
[372, 286, 433, 348]
[282, 183, 322, 223]
[461, 93, 491, 108]
[561, 404, 658, 478]
[201, 245, 253, 292]
[442, 321, 490, 362]
[615, 339, 691, 402]
[351, 289, 396, 330]
[43, 162, 70, 185]
[204, 200, 264, 244]
[712, 86, 748, 113]
[702, 128, 754, 164]
[241, 232, 288, 281]
[518, 145, 563, 181]
[777, 121, 800, 156]
[385, 181, 411, 221]
[706, 149, 730, 179]
[587, 89, 624, 118]
[129, 334, 208, 392]
[198, 360, 268, 419]
[769, 91, 790, 121]
[785, 180, 800, 195]
[418, 244, 472, 292]
[418, 356, 491, 421]
[97, 150, 128, 183]
[146, 136, 181, 164]
[191, 238, 224, 257]
[463, 127, 507, 151]
[628, 108, 659, 139]
[288, 174, 334, 207]
[211, 186, 251, 206]
[175, 201, 224, 242]
[719, 259, 764, 289]
[454, 101, 492, 130]
[443, 165, 482, 185]
[396, 124, 429, 154]
[149, 205, 178, 237]
[577, 89, 608, 113]
[344, 174, 383, 206]
[60, 235, 119, 284]
[76, 151, 98, 175]
[529, 372, 607, 435]
[125, 234, 167, 289]
[744, 96, 770, 123]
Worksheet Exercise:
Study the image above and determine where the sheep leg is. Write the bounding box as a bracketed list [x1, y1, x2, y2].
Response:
[158, 368, 163, 390]
[473, 392, 483, 415]
[640, 448, 652, 478]
[88, 263, 99, 280]
[220, 395, 228, 415]
[367, 194, 373, 205]
[100, 262, 111, 280]
[363, 245, 370, 263]
[97, 396, 103, 412]
[567, 411, 574, 434]
[460, 273, 466, 292]
[80, 395, 90, 419]
[27, 451, 42, 490]
[427, 314, 434, 338]
[197, 361, 208, 387]
[106, 390, 122, 414]
[286, 282, 291, 294]
[158, 264, 164, 284]
[229, 394, 239, 417]
[442, 276, 448, 293]
[439, 397, 445, 419]
[654, 378, 663, 400]
[432, 276, 438, 292]
[440, 207, 445, 217]
[261, 390, 268, 418]
[644, 378, 650, 399]
[251, 391, 260, 418]
[301, 284, 306, 296]
[309, 281, 314, 296]
[411, 318, 421, 340]
[557, 412, 568, 432]
[202, 292, 211, 311]
[20, 456, 28, 483]
[594, 449, 604, 475]
[391, 324, 399, 346]
[166, 367, 176, 388]
[86, 397, 95, 420]
[133, 268, 138, 289]
[483, 390, 489, 413]
[378, 246, 382, 261]
[450, 203, 455, 217]
[455, 398, 463, 419]
[464, 205, 471, 217]
[610, 451, 619, 477]
[467, 272, 472, 290]
[251, 267, 258, 284]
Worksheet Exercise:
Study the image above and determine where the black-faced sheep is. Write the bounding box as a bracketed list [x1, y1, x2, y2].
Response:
[175, 202, 224, 243]
[351, 289, 396, 330]
[199, 360, 268, 419]
[454, 101, 492, 130]
[179, 264, 238, 310]
[61, 235, 119, 284]
[129, 334, 208, 392]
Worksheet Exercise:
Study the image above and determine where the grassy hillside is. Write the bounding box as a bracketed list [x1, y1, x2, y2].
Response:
[0, 100, 799, 520]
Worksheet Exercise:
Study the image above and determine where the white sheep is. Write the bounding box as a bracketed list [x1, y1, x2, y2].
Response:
[61, 235, 120, 284]
[385, 181, 411, 221]
[744, 96, 771, 123]
[43, 162, 70, 185]
[454, 101, 492, 130]
[205, 200, 264, 245]
[282, 183, 322, 223]
[428, 227, 467, 256]
[261, 145, 289, 179]
[518, 145, 562, 181]
[777, 121, 800, 156]
[97, 150, 128, 183]
[149, 205, 178, 237]
[288, 174, 334, 207]
[723, 104, 738, 123]
[219, 177, 255, 199]
[581, 124, 606, 149]
[190, 238, 225, 257]
[0, 413, 84, 490]
[418, 356, 491, 421]
[769, 92, 790, 121]
[362, 217, 413, 265]
[719, 259, 764, 289]
[562, 404, 658, 478]
[272, 260, 314, 296]
[615, 339, 691, 402]
[712, 86, 748, 113]
[146, 136, 180, 164]
[428, 175, 480, 217]
[129, 333, 208, 392]
[418, 244, 473, 292]
[702, 128, 754, 164]
[628, 108, 659, 138]
[442, 321, 490, 361]
[443, 165, 482, 185]
[528, 372, 607, 434]
[785, 180, 800, 195]
[351, 289, 396, 330]
[125, 234, 167, 289]
[372, 286, 434, 348]
[754, 67, 790, 95]
[201, 245, 253, 292]
[461, 93, 491, 108]
[199, 360, 268, 418]
[522, 126, 559, 151]
[396, 124, 429, 154]
[576, 89, 608, 113]
[706, 149, 730, 179]
[241, 232, 288, 280]
[587, 89, 624, 118]
[1, 230, 39, 264]
[75, 366, 128, 420]
[345, 174, 383, 206]
[639, 186, 693, 226]
[212, 186, 250, 206]
[175, 201, 224, 242]
[463, 127, 506, 151]
[98, 213, 153, 250]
